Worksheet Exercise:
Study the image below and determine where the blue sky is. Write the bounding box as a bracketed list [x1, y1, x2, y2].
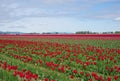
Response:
[0, 0, 120, 33]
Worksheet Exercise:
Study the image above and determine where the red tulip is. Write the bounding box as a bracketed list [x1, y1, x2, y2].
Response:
[44, 78, 49, 81]
[73, 69, 78, 74]
[114, 75, 119, 80]
[89, 78, 92, 81]
[80, 71, 84, 75]
[86, 73, 90, 77]
[70, 75, 74, 79]
[107, 76, 112, 81]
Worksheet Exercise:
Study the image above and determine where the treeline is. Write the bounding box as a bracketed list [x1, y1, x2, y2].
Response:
[0, 31, 120, 35]
[75, 31, 120, 34]
[115, 31, 120, 34]
[42, 31, 120, 34]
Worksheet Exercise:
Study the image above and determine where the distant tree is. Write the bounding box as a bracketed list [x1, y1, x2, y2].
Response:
[102, 32, 114, 34]
[115, 31, 120, 34]
[76, 31, 92, 34]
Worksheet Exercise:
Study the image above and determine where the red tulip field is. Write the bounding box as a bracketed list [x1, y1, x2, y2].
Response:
[0, 34, 120, 81]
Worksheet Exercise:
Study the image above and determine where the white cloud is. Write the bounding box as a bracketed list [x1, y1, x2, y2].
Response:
[80, 0, 119, 4]
[8, 3, 19, 9]
[10, 8, 46, 17]
[8, 26, 26, 28]
[0, 0, 120, 23]
[1, 17, 83, 33]
[1, 17, 119, 33]
[115, 17, 120, 21]
[42, 0, 75, 4]
[42, 0, 116, 4]
[0, 1, 19, 10]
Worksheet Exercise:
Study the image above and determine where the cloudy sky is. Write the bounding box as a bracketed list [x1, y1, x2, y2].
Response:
[0, 0, 120, 33]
